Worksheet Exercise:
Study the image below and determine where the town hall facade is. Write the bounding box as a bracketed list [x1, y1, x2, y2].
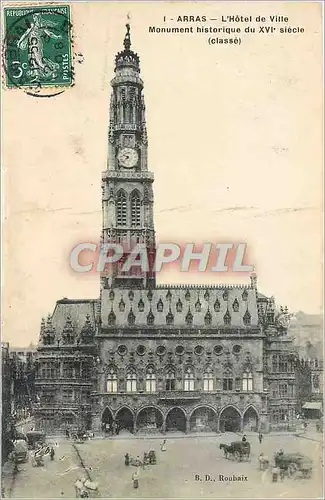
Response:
[34, 25, 297, 435]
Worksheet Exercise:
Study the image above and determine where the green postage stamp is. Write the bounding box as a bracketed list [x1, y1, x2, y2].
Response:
[3, 4, 72, 89]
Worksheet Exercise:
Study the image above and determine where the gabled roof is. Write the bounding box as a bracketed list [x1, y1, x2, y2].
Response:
[50, 299, 99, 337]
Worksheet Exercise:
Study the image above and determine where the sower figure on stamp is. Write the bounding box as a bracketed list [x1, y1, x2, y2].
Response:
[17, 13, 61, 80]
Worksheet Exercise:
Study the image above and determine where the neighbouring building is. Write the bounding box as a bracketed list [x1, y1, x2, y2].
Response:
[295, 348, 323, 419]
[35, 24, 299, 435]
[1, 343, 14, 463]
[34, 303, 99, 432]
[9, 346, 37, 422]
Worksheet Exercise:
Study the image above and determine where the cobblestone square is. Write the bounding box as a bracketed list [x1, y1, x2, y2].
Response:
[3, 433, 322, 499]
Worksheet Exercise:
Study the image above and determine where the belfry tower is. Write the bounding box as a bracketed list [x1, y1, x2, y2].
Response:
[101, 24, 156, 289]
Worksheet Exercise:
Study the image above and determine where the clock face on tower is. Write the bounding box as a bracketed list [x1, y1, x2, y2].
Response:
[117, 147, 138, 168]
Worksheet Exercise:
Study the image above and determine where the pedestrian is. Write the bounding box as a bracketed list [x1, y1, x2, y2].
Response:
[143, 452, 150, 469]
[50, 447, 55, 461]
[272, 466, 280, 482]
[12, 452, 19, 474]
[125, 453, 130, 466]
[258, 453, 269, 471]
[132, 471, 139, 489]
[66, 429, 70, 439]
[258, 432, 263, 444]
[160, 439, 167, 452]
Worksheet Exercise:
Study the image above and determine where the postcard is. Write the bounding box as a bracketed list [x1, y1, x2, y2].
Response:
[1, 1, 323, 499]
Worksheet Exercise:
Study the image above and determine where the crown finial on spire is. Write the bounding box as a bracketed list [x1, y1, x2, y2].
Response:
[124, 23, 131, 50]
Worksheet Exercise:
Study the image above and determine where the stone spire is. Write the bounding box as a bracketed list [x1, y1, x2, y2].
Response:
[114, 23, 140, 73]
[124, 23, 131, 50]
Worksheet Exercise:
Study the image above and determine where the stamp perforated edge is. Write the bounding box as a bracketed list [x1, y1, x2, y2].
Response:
[1, 2, 76, 95]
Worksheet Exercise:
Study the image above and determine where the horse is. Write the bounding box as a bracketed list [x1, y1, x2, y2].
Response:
[219, 443, 234, 459]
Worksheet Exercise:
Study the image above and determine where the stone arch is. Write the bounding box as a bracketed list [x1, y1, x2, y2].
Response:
[243, 405, 259, 432]
[129, 188, 141, 200]
[189, 405, 218, 432]
[115, 406, 135, 434]
[165, 406, 187, 433]
[219, 405, 242, 433]
[101, 407, 113, 433]
[136, 406, 164, 433]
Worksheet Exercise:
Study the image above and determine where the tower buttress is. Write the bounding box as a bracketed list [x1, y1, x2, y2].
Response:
[101, 24, 156, 290]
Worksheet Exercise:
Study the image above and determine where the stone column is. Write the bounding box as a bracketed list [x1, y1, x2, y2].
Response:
[240, 416, 244, 432]
[91, 413, 102, 433]
[185, 417, 190, 434]
[216, 414, 220, 433]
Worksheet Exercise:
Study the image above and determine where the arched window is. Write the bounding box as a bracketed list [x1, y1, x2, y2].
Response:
[223, 368, 233, 391]
[116, 190, 127, 227]
[146, 367, 156, 392]
[126, 370, 137, 392]
[131, 191, 141, 227]
[106, 367, 117, 393]
[165, 368, 175, 391]
[242, 372, 253, 391]
[203, 368, 214, 391]
[184, 367, 195, 391]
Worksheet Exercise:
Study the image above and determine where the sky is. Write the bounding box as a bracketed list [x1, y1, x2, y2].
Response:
[2, 1, 323, 347]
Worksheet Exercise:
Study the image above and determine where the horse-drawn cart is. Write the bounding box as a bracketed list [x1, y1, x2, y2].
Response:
[274, 452, 313, 478]
[220, 441, 251, 461]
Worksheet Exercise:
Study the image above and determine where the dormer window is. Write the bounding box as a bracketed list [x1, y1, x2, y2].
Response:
[157, 298, 164, 312]
[232, 299, 239, 312]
